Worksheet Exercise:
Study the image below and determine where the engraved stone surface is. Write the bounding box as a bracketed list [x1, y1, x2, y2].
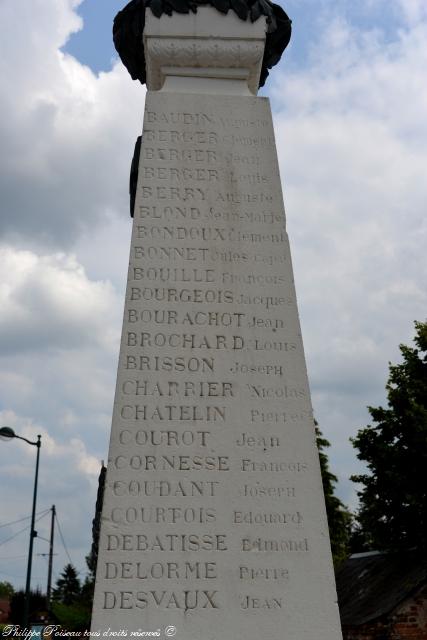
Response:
[144, 9, 267, 94]
[91, 8, 342, 640]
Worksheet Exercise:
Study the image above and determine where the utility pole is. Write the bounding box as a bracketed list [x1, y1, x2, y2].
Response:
[24, 434, 41, 628]
[47, 505, 56, 613]
[0, 428, 42, 628]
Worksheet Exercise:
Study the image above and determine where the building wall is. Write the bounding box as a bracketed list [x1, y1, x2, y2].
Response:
[342, 584, 427, 640]
[392, 584, 427, 639]
[0, 598, 11, 623]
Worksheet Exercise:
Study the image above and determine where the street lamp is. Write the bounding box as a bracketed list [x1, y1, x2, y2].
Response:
[0, 426, 42, 628]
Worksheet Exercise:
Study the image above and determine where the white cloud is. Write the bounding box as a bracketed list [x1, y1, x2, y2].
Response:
[0, 246, 119, 488]
[0, 409, 99, 477]
[0, 246, 120, 587]
[397, 0, 427, 24]
[270, 3, 427, 502]
[0, 0, 138, 588]
[0, 0, 144, 249]
[0, 247, 120, 354]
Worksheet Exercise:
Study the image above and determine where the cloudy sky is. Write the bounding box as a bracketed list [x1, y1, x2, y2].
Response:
[0, 0, 426, 591]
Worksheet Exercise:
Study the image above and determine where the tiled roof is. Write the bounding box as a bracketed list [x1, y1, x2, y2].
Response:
[336, 550, 427, 626]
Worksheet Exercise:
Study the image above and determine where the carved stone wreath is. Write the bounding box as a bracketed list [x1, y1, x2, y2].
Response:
[113, 0, 292, 88]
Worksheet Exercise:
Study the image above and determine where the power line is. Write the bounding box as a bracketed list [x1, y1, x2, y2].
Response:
[35, 511, 50, 524]
[36, 535, 50, 543]
[0, 515, 31, 529]
[0, 523, 31, 547]
[0, 508, 50, 529]
[0, 570, 48, 580]
[0, 509, 51, 547]
[55, 511, 73, 565]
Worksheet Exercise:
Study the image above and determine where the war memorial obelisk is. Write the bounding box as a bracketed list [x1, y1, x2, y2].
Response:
[91, 1, 343, 638]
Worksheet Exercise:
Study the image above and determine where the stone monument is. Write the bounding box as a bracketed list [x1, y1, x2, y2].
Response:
[91, 2, 343, 638]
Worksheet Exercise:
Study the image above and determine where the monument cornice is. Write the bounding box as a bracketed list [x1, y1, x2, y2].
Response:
[144, 17, 267, 93]
[113, 0, 292, 88]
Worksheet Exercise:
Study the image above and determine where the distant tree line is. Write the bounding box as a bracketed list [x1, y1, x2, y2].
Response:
[5, 562, 94, 630]
[317, 320, 427, 565]
[350, 320, 427, 555]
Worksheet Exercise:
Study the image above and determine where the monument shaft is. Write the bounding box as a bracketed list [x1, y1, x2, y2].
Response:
[92, 9, 342, 640]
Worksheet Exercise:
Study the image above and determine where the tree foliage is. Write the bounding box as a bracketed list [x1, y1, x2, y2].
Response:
[0, 581, 14, 598]
[316, 425, 352, 567]
[51, 564, 92, 631]
[51, 601, 91, 632]
[52, 564, 81, 606]
[9, 589, 47, 624]
[351, 321, 427, 553]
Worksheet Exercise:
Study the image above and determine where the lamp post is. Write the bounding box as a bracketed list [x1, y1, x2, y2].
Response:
[0, 426, 42, 628]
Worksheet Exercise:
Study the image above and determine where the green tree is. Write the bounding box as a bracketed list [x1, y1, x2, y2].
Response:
[9, 589, 47, 624]
[52, 564, 81, 606]
[51, 564, 93, 631]
[316, 425, 352, 567]
[51, 601, 91, 632]
[351, 321, 427, 553]
[0, 581, 14, 598]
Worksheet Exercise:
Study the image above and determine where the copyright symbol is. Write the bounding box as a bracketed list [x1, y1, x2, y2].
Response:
[165, 627, 176, 637]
